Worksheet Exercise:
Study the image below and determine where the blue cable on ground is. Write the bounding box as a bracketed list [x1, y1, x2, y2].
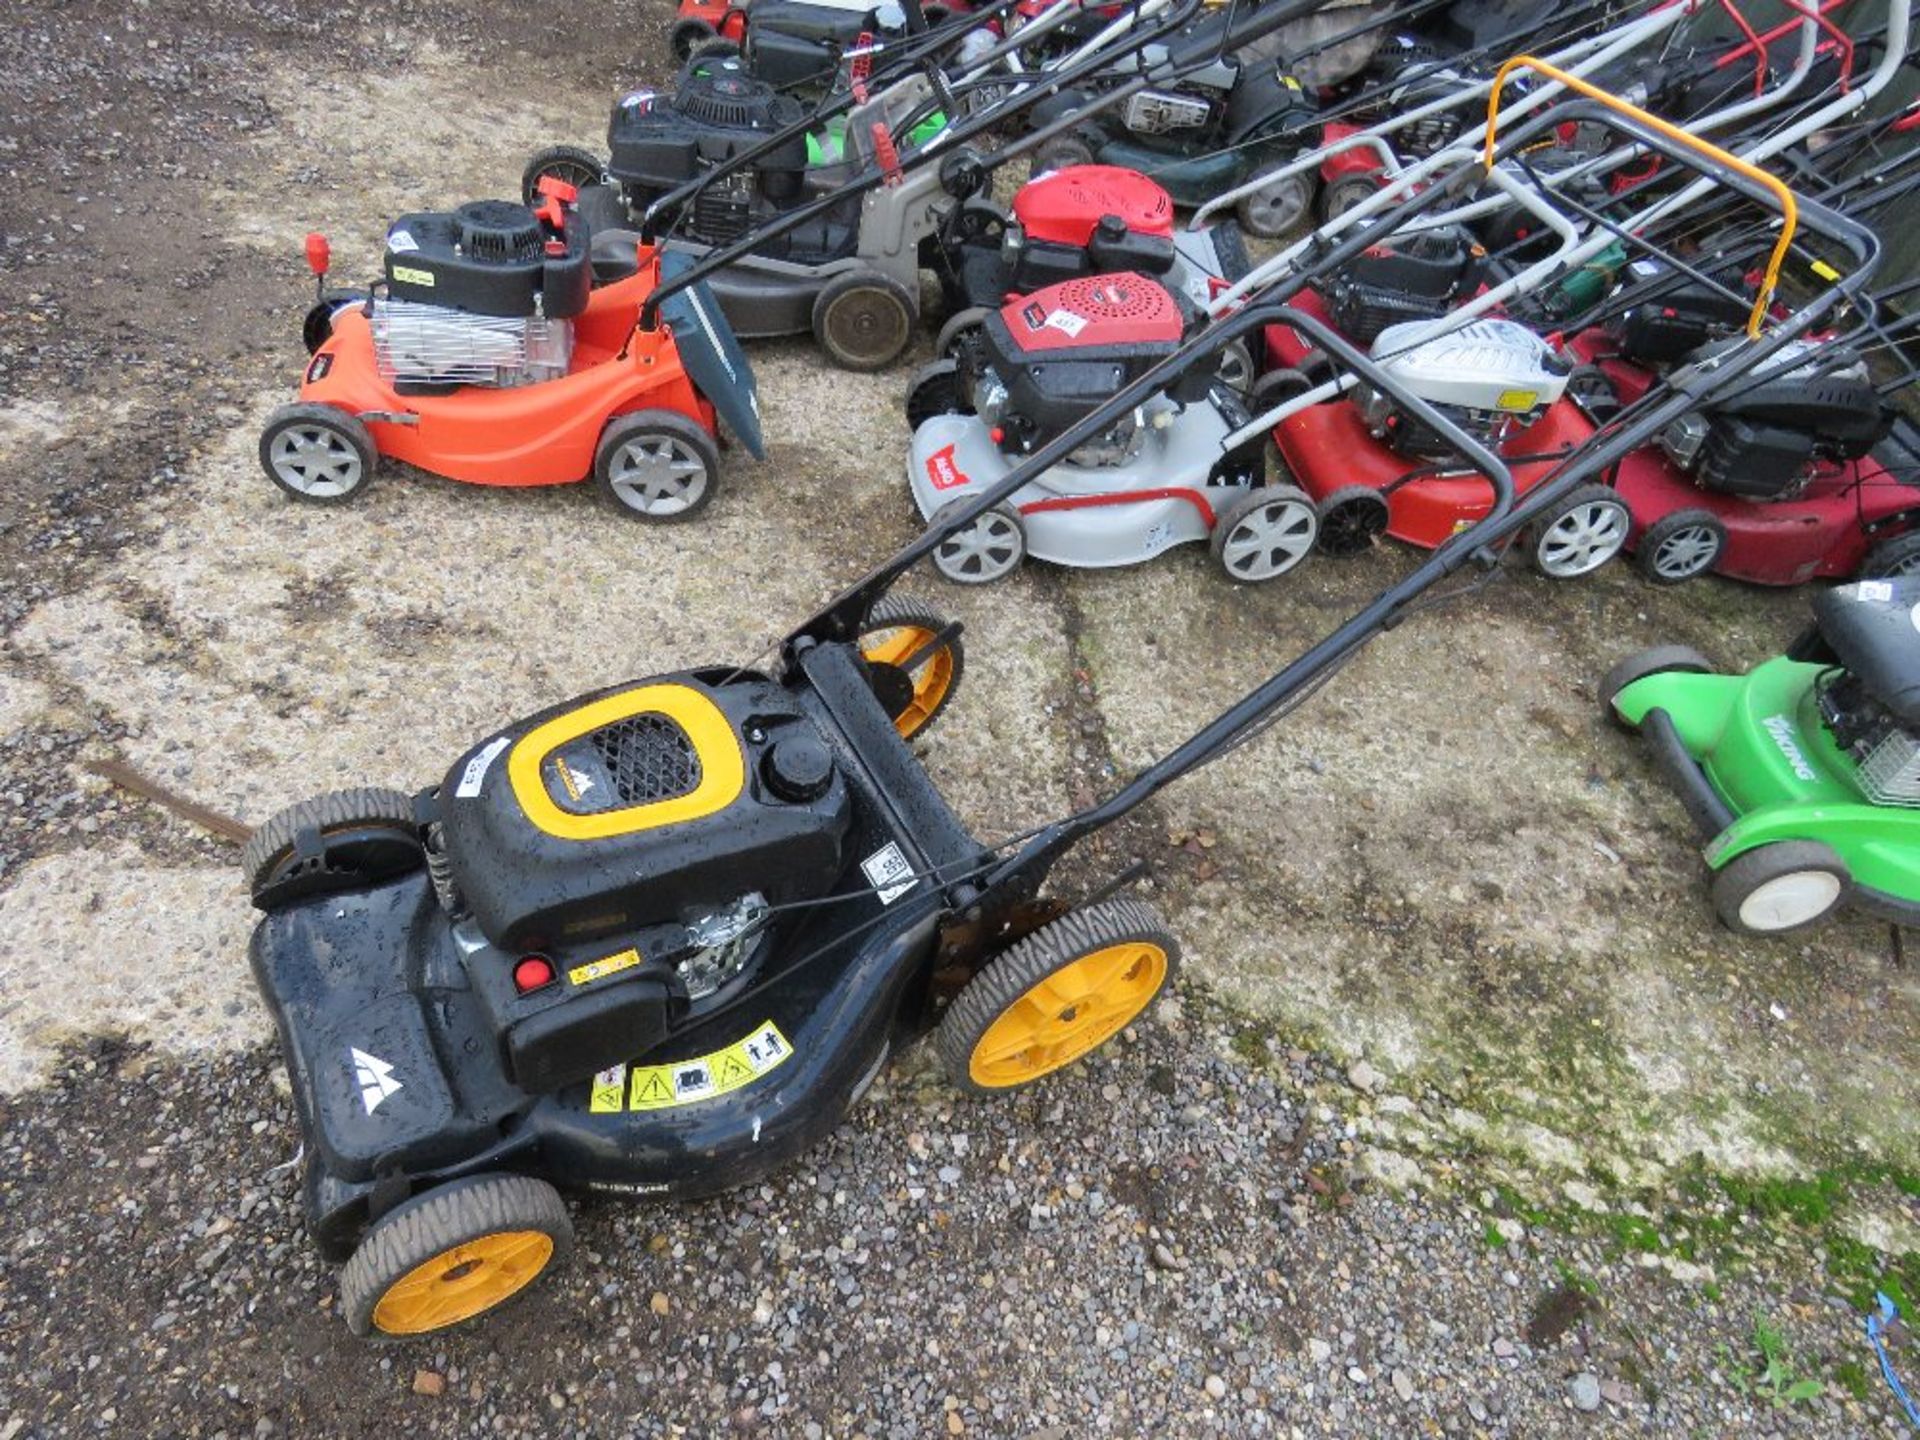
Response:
[1869, 1292, 1920, 1430]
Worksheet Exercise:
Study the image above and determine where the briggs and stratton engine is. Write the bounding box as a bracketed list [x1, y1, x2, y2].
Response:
[1356, 318, 1570, 461]
[961, 273, 1211, 466]
[993, 166, 1178, 293]
[1658, 341, 1891, 501]
[374, 197, 590, 389]
[1327, 222, 1481, 344]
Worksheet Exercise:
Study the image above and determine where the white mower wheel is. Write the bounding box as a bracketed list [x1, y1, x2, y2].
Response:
[259, 404, 376, 505]
[929, 499, 1026, 584]
[1210, 485, 1318, 583]
[1710, 841, 1851, 936]
[1527, 484, 1630, 580]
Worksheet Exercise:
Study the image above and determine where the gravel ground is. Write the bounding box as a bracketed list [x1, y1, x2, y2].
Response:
[1, 0, 1916, 1435]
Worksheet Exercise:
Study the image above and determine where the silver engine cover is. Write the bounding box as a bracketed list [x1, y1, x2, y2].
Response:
[1368, 318, 1570, 415]
[371, 298, 573, 389]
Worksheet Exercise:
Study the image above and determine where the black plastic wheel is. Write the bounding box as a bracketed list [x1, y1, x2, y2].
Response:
[1861, 529, 1920, 578]
[520, 144, 607, 206]
[1635, 509, 1726, 585]
[341, 1174, 573, 1338]
[1034, 135, 1096, 173]
[1710, 841, 1851, 937]
[1315, 485, 1391, 558]
[1250, 366, 1315, 412]
[934, 305, 992, 360]
[259, 404, 377, 505]
[593, 411, 720, 522]
[1598, 644, 1712, 727]
[812, 270, 919, 372]
[1317, 174, 1380, 225]
[906, 359, 969, 430]
[243, 786, 423, 907]
[669, 15, 717, 59]
[856, 594, 966, 740]
[302, 290, 370, 355]
[936, 896, 1179, 1096]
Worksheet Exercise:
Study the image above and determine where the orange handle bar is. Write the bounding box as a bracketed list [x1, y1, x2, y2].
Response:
[1484, 55, 1799, 338]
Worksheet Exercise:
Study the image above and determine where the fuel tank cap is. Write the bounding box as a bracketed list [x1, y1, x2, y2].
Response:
[763, 734, 834, 802]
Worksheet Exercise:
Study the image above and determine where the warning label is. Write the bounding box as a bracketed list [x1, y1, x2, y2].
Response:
[589, 1065, 627, 1114]
[623, 1021, 793, 1112]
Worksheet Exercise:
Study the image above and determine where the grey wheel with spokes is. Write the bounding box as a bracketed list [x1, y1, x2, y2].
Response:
[259, 404, 375, 505]
[593, 412, 719, 522]
[1237, 165, 1313, 239]
[1527, 484, 1629, 580]
[1210, 484, 1317, 582]
[930, 499, 1025, 584]
[1636, 509, 1725, 584]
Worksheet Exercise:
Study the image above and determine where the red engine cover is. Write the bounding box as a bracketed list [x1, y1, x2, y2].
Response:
[999, 273, 1185, 354]
[1012, 165, 1174, 248]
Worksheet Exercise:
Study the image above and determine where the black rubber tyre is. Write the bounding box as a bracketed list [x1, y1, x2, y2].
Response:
[242, 786, 422, 904]
[669, 16, 717, 59]
[929, 498, 1026, 584]
[1598, 644, 1712, 727]
[688, 36, 742, 64]
[1635, 509, 1727, 585]
[906, 359, 969, 430]
[1861, 529, 1920, 578]
[259, 403, 377, 505]
[1315, 484, 1391, 558]
[934, 305, 992, 360]
[1318, 174, 1380, 225]
[341, 1174, 573, 1339]
[1250, 366, 1315, 412]
[520, 144, 607, 206]
[593, 411, 720, 522]
[1215, 338, 1256, 393]
[1525, 483, 1630, 580]
[812, 270, 919, 372]
[1210, 484, 1318, 583]
[1237, 164, 1313, 239]
[302, 290, 370, 355]
[936, 896, 1179, 1096]
[1034, 135, 1096, 173]
[856, 594, 966, 740]
[1710, 841, 1852, 937]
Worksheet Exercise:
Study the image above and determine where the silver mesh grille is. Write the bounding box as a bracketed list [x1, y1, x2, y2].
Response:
[1857, 731, 1920, 806]
[371, 298, 572, 388]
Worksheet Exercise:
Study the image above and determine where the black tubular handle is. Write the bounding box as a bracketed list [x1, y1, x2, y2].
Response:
[637, 0, 1345, 328]
[635, 0, 1031, 243]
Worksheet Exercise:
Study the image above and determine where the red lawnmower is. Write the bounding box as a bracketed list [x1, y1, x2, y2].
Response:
[259, 182, 764, 520]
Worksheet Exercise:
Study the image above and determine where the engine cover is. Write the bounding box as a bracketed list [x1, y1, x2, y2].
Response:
[1328, 223, 1478, 344]
[438, 674, 853, 953]
[1013, 165, 1175, 250]
[384, 199, 590, 320]
[1369, 318, 1570, 414]
[974, 273, 1201, 452]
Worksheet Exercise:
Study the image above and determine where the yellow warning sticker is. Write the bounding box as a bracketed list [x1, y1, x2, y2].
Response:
[1809, 259, 1842, 282]
[1495, 388, 1540, 412]
[570, 947, 643, 987]
[625, 1021, 792, 1112]
[391, 264, 435, 287]
[589, 1065, 627, 1114]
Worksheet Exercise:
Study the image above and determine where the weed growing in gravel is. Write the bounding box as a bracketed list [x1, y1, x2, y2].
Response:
[1748, 1311, 1826, 1407]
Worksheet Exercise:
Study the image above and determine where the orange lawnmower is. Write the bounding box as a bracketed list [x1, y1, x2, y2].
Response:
[258, 181, 763, 521]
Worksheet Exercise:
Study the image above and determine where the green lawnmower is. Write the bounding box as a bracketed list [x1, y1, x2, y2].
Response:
[1605, 578, 1920, 935]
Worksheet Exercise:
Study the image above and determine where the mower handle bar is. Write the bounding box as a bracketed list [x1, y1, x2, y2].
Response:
[634, 0, 1041, 244]
[636, 0, 1336, 327]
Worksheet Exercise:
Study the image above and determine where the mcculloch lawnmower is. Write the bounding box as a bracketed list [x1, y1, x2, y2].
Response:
[523, 0, 1274, 370]
[1605, 576, 1920, 934]
[258, 182, 763, 520]
[245, 78, 1875, 1338]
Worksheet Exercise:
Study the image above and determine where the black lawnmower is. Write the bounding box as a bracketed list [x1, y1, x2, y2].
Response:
[244, 87, 1876, 1338]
